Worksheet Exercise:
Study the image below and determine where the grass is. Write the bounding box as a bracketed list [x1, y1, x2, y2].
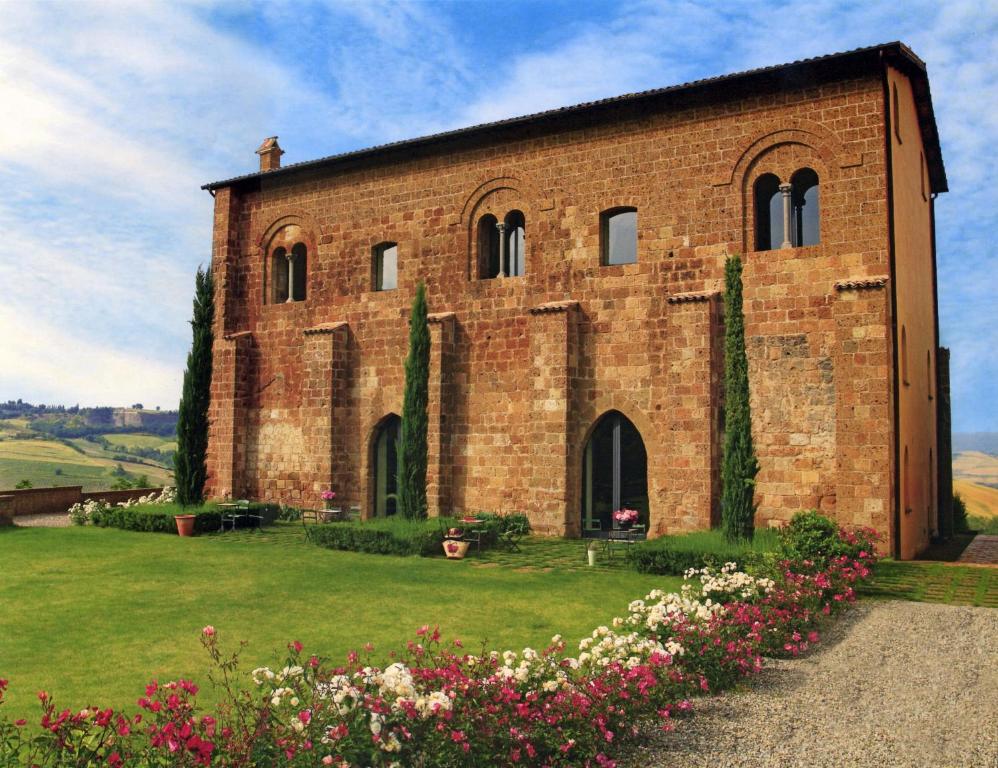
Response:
[627, 527, 781, 574]
[0, 524, 679, 720]
[859, 559, 997, 608]
[100, 433, 177, 452]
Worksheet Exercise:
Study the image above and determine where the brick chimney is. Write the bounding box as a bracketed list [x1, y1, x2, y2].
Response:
[256, 136, 284, 172]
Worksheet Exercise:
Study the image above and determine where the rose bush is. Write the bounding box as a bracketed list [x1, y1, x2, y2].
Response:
[0, 520, 879, 767]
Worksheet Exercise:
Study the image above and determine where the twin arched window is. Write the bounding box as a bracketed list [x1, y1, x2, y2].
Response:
[754, 168, 820, 251]
[477, 210, 526, 279]
[271, 243, 307, 303]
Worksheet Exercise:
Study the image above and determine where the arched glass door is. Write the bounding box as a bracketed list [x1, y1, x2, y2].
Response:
[581, 411, 648, 533]
[373, 415, 401, 517]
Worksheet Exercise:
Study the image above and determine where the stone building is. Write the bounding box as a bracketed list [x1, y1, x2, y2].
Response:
[202, 42, 947, 559]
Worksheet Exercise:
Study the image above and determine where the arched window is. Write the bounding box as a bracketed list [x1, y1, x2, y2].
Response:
[477, 214, 500, 279]
[754, 173, 783, 251]
[504, 210, 526, 277]
[290, 243, 307, 301]
[901, 325, 909, 385]
[372, 415, 401, 517]
[581, 411, 648, 533]
[271, 246, 289, 303]
[601, 207, 638, 265]
[790, 168, 820, 246]
[373, 242, 398, 291]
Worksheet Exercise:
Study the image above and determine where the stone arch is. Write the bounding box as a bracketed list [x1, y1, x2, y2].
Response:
[578, 408, 650, 534]
[256, 211, 321, 304]
[463, 176, 540, 281]
[713, 120, 859, 188]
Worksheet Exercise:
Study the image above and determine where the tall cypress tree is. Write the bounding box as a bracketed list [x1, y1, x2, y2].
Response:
[175, 266, 215, 507]
[721, 255, 759, 541]
[398, 282, 430, 519]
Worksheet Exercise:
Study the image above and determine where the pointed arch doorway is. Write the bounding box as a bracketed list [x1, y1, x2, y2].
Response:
[372, 414, 401, 517]
[581, 411, 648, 534]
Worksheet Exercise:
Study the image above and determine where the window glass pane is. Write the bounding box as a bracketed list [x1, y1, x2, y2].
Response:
[376, 244, 398, 291]
[478, 215, 500, 279]
[505, 211, 526, 277]
[291, 244, 307, 301]
[272, 248, 289, 302]
[754, 174, 782, 251]
[791, 169, 820, 247]
[606, 210, 637, 265]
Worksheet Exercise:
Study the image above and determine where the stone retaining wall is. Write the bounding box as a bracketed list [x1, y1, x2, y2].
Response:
[1, 486, 164, 516]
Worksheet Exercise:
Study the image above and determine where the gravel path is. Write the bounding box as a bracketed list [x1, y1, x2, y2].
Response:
[13, 512, 69, 527]
[622, 601, 998, 768]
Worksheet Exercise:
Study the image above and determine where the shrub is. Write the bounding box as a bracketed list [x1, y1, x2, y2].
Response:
[628, 529, 779, 575]
[953, 492, 969, 533]
[778, 509, 879, 567]
[89, 501, 278, 535]
[469, 511, 532, 544]
[308, 516, 460, 557]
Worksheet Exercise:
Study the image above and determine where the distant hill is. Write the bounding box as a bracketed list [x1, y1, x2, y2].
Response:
[0, 401, 177, 438]
[953, 433, 998, 456]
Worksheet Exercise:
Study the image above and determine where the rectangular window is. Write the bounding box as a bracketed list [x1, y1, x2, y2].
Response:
[374, 243, 398, 291]
[601, 208, 637, 265]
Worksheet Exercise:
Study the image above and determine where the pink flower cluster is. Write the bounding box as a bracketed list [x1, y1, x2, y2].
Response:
[0, 528, 879, 767]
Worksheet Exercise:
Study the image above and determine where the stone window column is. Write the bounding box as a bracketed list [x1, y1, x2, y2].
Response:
[779, 182, 793, 249]
[495, 220, 507, 277]
[285, 252, 295, 303]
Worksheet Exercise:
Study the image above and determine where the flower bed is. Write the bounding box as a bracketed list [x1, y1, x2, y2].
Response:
[0, 513, 878, 767]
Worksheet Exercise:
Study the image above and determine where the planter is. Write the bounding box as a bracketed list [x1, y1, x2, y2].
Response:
[443, 539, 470, 559]
[175, 514, 196, 537]
[587, 548, 597, 567]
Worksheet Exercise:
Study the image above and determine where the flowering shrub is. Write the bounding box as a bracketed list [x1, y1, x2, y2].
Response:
[0, 525, 879, 767]
[68, 487, 177, 526]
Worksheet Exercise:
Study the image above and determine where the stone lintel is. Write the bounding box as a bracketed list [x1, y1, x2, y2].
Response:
[427, 312, 456, 324]
[223, 330, 253, 341]
[667, 291, 720, 304]
[303, 321, 348, 336]
[528, 300, 579, 315]
[834, 276, 889, 292]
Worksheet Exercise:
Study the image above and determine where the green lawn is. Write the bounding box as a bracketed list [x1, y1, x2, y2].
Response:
[0, 524, 677, 720]
[858, 559, 997, 607]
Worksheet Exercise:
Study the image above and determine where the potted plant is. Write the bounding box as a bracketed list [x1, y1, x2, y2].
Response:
[612, 508, 639, 530]
[321, 490, 337, 510]
[175, 513, 196, 537]
[443, 527, 470, 559]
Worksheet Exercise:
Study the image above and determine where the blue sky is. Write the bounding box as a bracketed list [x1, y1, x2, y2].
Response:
[0, 0, 995, 432]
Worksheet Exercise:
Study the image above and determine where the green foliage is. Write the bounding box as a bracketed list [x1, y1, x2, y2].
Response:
[627, 528, 779, 575]
[307, 516, 460, 557]
[777, 509, 877, 567]
[967, 515, 998, 535]
[14, 479, 32, 489]
[110, 473, 151, 491]
[953, 492, 969, 533]
[175, 267, 215, 507]
[472, 512, 532, 543]
[91, 504, 220, 535]
[398, 282, 430, 519]
[721, 254, 759, 542]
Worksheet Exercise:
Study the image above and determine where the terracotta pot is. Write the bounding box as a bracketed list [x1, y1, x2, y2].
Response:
[443, 540, 470, 559]
[175, 514, 196, 537]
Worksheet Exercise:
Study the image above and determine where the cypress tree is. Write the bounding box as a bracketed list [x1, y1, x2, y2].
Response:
[398, 281, 430, 519]
[721, 254, 759, 541]
[175, 266, 215, 507]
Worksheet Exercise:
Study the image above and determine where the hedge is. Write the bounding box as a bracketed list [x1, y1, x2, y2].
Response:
[91, 502, 279, 535]
[627, 528, 780, 575]
[306, 516, 461, 557]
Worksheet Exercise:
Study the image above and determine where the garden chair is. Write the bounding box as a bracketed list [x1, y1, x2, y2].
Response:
[219, 499, 251, 532]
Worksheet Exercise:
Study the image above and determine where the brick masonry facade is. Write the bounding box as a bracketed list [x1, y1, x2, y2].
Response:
[204, 46, 945, 557]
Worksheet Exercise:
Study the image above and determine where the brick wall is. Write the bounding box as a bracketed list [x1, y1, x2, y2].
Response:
[204, 68, 932, 551]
